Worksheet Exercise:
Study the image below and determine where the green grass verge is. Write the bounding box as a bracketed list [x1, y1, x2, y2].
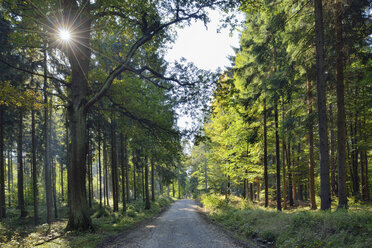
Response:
[200, 194, 372, 248]
[0, 196, 174, 247]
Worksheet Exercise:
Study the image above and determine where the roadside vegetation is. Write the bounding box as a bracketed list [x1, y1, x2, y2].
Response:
[0, 196, 173, 248]
[201, 194, 372, 248]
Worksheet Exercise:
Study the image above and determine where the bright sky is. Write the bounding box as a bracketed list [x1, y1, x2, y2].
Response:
[165, 10, 242, 72]
[164, 10, 242, 131]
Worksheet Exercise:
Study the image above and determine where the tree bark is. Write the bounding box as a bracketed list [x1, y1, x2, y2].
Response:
[145, 157, 150, 209]
[263, 98, 268, 207]
[111, 121, 119, 212]
[275, 104, 281, 211]
[282, 102, 287, 209]
[0, 106, 5, 218]
[32, 109, 38, 224]
[133, 152, 137, 200]
[98, 129, 102, 208]
[287, 141, 293, 207]
[307, 79, 317, 210]
[335, 1, 348, 208]
[17, 108, 26, 218]
[103, 135, 109, 206]
[120, 134, 126, 213]
[151, 159, 155, 201]
[314, 0, 331, 210]
[329, 103, 337, 196]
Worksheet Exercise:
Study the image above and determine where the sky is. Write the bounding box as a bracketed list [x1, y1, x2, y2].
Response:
[164, 10, 243, 131]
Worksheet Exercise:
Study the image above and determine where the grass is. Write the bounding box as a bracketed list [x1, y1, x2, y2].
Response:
[200, 194, 372, 248]
[0, 196, 174, 247]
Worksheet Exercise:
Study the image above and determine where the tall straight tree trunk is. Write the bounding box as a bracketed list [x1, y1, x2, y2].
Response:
[363, 151, 369, 201]
[43, 49, 52, 223]
[314, 0, 331, 210]
[307, 79, 317, 210]
[31, 109, 38, 224]
[126, 151, 130, 203]
[0, 106, 5, 218]
[145, 158, 150, 210]
[66, 110, 72, 213]
[120, 134, 126, 213]
[292, 152, 297, 201]
[275, 104, 281, 211]
[52, 159, 58, 219]
[87, 134, 92, 209]
[133, 152, 137, 201]
[151, 159, 155, 202]
[17, 108, 26, 218]
[8, 150, 11, 207]
[263, 98, 269, 207]
[287, 141, 294, 207]
[335, 1, 347, 208]
[172, 183, 175, 197]
[282, 101, 287, 210]
[111, 122, 118, 212]
[329, 104, 337, 196]
[249, 183, 253, 201]
[98, 129, 102, 208]
[103, 136, 109, 206]
[61, 163, 64, 202]
[142, 166, 145, 202]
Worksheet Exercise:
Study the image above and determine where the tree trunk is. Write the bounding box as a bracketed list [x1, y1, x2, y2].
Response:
[103, 136, 109, 206]
[172, 183, 175, 197]
[307, 79, 317, 210]
[275, 103, 281, 211]
[335, 1, 348, 208]
[329, 103, 337, 196]
[98, 129, 102, 208]
[249, 183, 253, 202]
[142, 166, 145, 202]
[126, 149, 130, 203]
[287, 141, 293, 207]
[8, 150, 11, 207]
[120, 134, 126, 213]
[87, 134, 92, 209]
[263, 98, 269, 207]
[52, 159, 58, 219]
[256, 179, 260, 201]
[111, 122, 119, 212]
[0, 106, 5, 218]
[31, 109, 38, 224]
[363, 151, 369, 201]
[151, 159, 155, 202]
[282, 107, 287, 210]
[17, 108, 26, 218]
[133, 152, 137, 200]
[314, 0, 331, 210]
[145, 157, 150, 210]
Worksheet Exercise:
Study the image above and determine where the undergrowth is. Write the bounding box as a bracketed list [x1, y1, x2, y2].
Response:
[200, 194, 372, 248]
[0, 196, 173, 247]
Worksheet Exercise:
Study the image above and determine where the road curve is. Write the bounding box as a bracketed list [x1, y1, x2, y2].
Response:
[102, 199, 243, 248]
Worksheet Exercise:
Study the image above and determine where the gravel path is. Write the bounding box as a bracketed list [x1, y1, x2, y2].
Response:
[102, 199, 244, 248]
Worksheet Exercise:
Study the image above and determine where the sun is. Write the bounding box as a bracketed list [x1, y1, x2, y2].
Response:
[58, 29, 72, 42]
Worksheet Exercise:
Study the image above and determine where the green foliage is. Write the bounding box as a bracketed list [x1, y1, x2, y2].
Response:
[202, 194, 372, 248]
[0, 197, 174, 247]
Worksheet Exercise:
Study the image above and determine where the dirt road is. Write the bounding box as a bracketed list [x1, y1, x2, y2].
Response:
[102, 199, 244, 248]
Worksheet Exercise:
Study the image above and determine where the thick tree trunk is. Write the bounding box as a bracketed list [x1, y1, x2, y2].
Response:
[87, 135, 92, 209]
[120, 134, 126, 213]
[17, 108, 26, 218]
[151, 159, 155, 201]
[335, 1, 348, 208]
[275, 104, 281, 211]
[314, 0, 331, 210]
[32, 109, 38, 224]
[145, 158, 150, 209]
[307, 79, 317, 210]
[0, 106, 5, 218]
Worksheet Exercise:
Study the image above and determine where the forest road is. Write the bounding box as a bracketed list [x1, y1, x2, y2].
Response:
[101, 199, 245, 248]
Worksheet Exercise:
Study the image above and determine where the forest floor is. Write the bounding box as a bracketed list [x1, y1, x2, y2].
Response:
[99, 199, 244, 248]
[200, 194, 372, 248]
[0, 196, 173, 247]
